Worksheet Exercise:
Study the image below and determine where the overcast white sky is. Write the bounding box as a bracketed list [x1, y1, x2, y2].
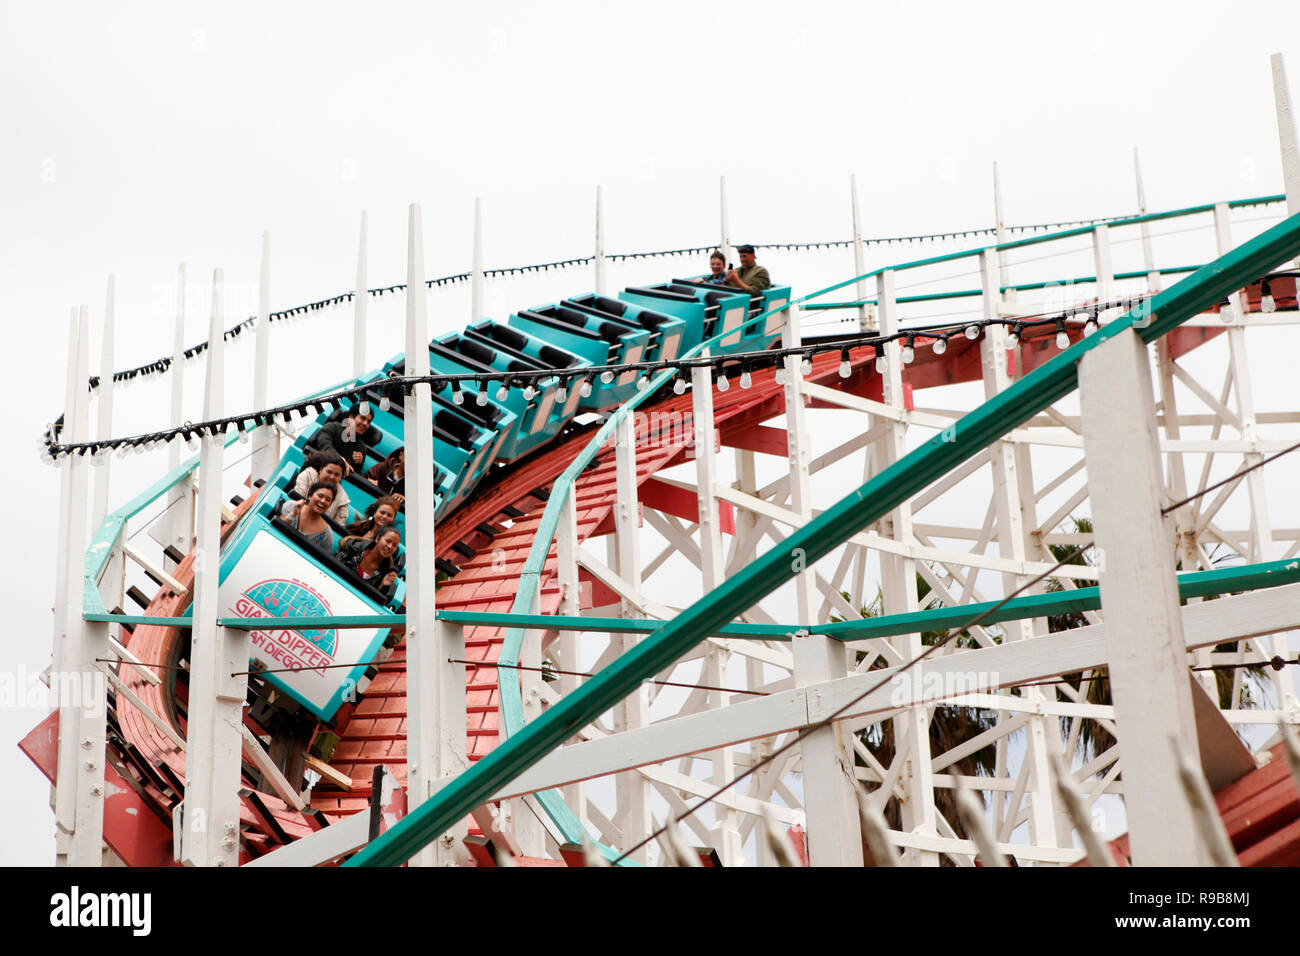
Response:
[3, 1, 1300, 866]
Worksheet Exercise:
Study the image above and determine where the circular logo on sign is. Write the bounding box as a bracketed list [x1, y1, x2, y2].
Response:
[242, 578, 338, 657]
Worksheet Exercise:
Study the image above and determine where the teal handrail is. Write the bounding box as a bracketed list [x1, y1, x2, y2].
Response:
[346, 205, 1300, 866]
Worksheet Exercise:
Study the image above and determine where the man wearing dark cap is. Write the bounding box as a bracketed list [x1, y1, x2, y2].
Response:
[725, 244, 771, 295]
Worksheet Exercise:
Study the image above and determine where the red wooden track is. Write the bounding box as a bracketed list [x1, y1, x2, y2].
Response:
[26, 318, 1278, 866]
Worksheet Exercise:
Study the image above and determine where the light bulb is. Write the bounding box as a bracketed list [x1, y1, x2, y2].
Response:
[555, 384, 567, 403]
[964, 325, 980, 340]
[774, 366, 787, 385]
[932, 335, 948, 355]
[523, 383, 536, 400]
[379, 394, 391, 412]
[636, 375, 649, 391]
[1084, 316, 1099, 335]
[740, 369, 752, 388]
[238, 429, 249, 443]
[600, 369, 614, 384]
[717, 371, 730, 392]
[1261, 282, 1276, 313]
[580, 378, 593, 398]
[496, 383, 509, 401]
[875, 354, 887, 373]
[476, 389, 488, 406]
[1055, 323, 1070, 350]
[901, 341, 915, 364]
[672, 378, 687, 395]
[452, 386, 464, 406]
[800, 356, 813, 376]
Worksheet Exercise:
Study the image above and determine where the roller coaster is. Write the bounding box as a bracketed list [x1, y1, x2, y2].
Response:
[25, 59, 1300, 868]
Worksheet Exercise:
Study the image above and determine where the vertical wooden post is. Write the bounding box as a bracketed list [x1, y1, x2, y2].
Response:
[850, 173, 870, 330]
[55, 306, 103, 865]
[402, 204, 464, 865]
[612, 412, 652, 863]
[353, 211, 369, 378]
[555, 487, 587, 826]
[181, 270, 250, 867]
[594, 186, 606, 295]
[980, 250, 1062, 854]
[719, 176, 732, 264]
[992, 162, 1012, 300]
[784, 304, 863, 866]
[1272, 54, 1300, 217]
[1079, 328, 1208, 865]
[251, 231, 278, 485]
[875, 269, 937, 864]
[691, 350, 741, 864]
[91, 277, 115, 529]
[162, 263, 192, 565]
[471, 198, 485, 321]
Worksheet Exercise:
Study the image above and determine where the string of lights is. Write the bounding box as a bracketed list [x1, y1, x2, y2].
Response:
[41, 297, 1152, 462]
[79, 208, 1203, 395]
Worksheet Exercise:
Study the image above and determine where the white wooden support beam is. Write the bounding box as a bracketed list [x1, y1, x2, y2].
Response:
[55, 305, 107, 866]
[495, 579, 1300, 801]
[1079, 328, 1208, 865]
[91, 276, 115, 529]
[875, 269, 936, 864]
[471, 198, 484, 321]
[181, 271, 250, 868]
[239, 725, 306, 811]
[719, 176, 732, 264]
[992, 161, 1012, 298]
[612, 411, 652, 864]
[402, 204, 465, 866]
[594, 186, 606, 295]
[1133, 148, 1161, 294]
[1213, 203, 1292, 709]
[1273, 54, 1300, 218]
[849, 173, 870, 330]
[251, 231, 278, 485]
[782, 303, 862, 865]
[122, 541, 187, 595]
[980, 249, 1063, 855]
[161, 263, 192, 564]
[352, 211, 369, 378]
[1091, 223, 1115, 305]
[554, 487, 587, 826]
[691, 351, 741, 864]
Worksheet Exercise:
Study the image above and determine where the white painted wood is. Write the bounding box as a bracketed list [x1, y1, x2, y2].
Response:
[612, 412, 652, 864]
[251, 231, 278, 484]
[182, 271, 250, 867]
[352, 211, 369, 378]
[719, 175, 732, 263]
[56, 305, 103, 865]
[1213, 203, 1292, 710]
[161, 263, 192, 563]
[689, 350, 741, 863]
[401, 204, 458, 866]
[91, 276, 115, 529]
[594, 186, 606, 295]
[494, 579, 1300, 804]
[1273, 54, 1300, 218]
[992, 162, 1011, 296]
[850, 173, 870, 330]
[1091, 223, 1114, 304]
[471, 197, 484, 320]
[1079, 328, 1207, 866]
[554, 487, 587, 825]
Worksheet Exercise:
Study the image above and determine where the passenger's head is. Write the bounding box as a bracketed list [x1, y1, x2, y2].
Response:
[348, 403, 374, 432]
[709, 250, 726, 276]
[370, 496, 400, 528]
[305, 451, 347, 484]
[375, 526, 402, 558]
[305, 482, 336, 514]
[736, 244, 756, 268]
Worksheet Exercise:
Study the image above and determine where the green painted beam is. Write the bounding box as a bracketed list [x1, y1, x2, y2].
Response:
[346, 207, 1300, 868]
[436, 610, 793, 638]
[800, 264, 1209, 310]
[815, 558, 1300, 640]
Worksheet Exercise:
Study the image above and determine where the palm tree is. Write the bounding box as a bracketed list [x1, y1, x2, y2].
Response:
[843, 573, 999, 858]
